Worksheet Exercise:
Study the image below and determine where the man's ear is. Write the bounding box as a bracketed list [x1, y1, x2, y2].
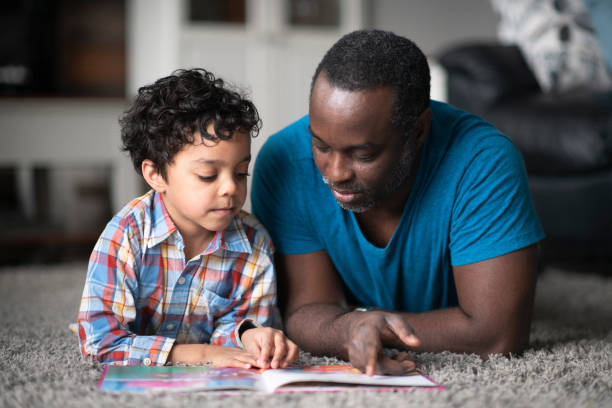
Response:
[141, 159, 167, 193]
[415, 108, 432, 148]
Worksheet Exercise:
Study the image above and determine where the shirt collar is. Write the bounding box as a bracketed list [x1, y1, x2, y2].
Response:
[211, 215, 253, 255]
[147, 191, 178, 248]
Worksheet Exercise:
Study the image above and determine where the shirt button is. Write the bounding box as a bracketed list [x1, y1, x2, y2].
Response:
[177, 277, 186, 285]
[143, 358, 152, 366]
[166, 323, 175, 330]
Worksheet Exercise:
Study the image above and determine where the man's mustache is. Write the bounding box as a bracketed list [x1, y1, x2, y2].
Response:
[321, 176, 363, 193]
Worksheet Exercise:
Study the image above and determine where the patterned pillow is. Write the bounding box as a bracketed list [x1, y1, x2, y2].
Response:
[490, 0, 612, 93]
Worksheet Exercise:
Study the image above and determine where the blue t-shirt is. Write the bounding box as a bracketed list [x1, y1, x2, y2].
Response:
[252, 101, 545, 313]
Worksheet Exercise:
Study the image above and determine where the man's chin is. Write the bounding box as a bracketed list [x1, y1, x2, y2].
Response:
[335, 197, 375, 213]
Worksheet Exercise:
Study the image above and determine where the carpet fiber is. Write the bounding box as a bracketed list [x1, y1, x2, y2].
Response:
[1, 263, 610, 407]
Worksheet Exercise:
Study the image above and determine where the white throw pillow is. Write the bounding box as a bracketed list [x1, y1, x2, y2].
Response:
[490, 0, 612, 93]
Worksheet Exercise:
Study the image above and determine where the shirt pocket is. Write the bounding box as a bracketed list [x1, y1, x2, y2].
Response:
[202, 289, 239, 321]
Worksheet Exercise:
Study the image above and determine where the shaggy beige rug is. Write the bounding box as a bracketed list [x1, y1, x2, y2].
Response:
[1, 263, 610, 407]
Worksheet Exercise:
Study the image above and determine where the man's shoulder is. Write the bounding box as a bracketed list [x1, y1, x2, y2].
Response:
[260, 115, 312, 161]
[430, 100, 516, 157]
[431, 100, 498, 136]
[273, 114, 310, 138]
[253, 115, 317, 194]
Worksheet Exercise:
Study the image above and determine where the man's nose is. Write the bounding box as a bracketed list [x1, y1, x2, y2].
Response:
[326, 152, 352, 184]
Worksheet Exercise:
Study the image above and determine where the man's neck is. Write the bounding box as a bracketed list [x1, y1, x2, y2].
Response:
[354, 155, 421, 248]
[354, 179, 416, 248]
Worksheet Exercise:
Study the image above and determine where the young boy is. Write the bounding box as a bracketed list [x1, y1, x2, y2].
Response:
[77, 68, 298, 369]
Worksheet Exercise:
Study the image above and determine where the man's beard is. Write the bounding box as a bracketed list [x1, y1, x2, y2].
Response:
[322, 138, 418, 213]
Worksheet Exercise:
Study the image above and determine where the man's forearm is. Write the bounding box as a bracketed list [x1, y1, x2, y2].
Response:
[286, 303, 532, 360]
[285, 303, 484, 360]
[394, 306, 532, 358]
[284, 303, 356, 360]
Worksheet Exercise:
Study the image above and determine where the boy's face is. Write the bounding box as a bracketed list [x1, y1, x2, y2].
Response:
[148, 124, 251, 244]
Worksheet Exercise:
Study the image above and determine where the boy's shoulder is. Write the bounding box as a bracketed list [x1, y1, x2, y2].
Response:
[113, 190, 156, 226]
[102, 190, 159, 245]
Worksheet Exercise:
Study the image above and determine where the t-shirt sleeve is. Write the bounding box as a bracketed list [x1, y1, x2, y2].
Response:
[449, 134, 546, 266]
[251, 133, 323, 254]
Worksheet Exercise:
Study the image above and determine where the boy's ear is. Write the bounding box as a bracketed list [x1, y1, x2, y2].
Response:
[141, 159, 167, 193]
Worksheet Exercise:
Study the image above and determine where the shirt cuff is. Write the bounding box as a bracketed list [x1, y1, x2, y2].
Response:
[234, 318, 262, 350]
[128, 335, 175, 366]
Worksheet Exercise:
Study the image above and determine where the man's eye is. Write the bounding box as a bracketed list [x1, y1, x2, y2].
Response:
[198, 175, 216, 182]
[314, 144, 330, 153]
[355, 154, 375, 162]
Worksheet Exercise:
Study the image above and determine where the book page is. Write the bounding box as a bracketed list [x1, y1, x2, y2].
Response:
[260, 365, 438, 393]
[98, 364, 441, 394]
[99, 366, 264, 393]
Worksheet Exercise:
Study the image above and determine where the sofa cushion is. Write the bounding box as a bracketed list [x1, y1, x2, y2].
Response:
[486, 91, 612, 175]
[439, 43, 612, 175]
[438, 43, 540, 111]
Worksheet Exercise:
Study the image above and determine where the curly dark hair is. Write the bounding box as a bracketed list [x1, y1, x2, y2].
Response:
[311, 29, 430, 140]
[120, 68, 261, 178]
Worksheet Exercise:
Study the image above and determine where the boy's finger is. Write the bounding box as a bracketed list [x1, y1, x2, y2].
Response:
[224, 355, 255, 369]
[259, 333, 274, 368]
[283, 340, 299, 367]
[270, 332, 287, 369]
[235, 352, 258, 367]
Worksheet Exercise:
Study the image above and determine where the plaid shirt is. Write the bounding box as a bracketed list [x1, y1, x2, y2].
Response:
[77, 190, 279, 366]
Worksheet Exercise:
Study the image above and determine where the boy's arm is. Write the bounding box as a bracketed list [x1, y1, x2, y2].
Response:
[77, 223, 175, 366]
[167, 343, 257, 368]
[209, 245, 280, 348]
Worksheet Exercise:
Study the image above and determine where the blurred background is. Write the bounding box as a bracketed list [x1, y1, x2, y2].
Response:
[1, 0, 610, 269]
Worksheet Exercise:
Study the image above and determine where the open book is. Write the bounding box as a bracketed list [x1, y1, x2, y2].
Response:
[98, 364, 441, 394]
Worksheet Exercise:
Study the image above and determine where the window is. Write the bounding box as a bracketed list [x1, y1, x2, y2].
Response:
[288, 0, 340, 27]
[0, 0, 125, 97]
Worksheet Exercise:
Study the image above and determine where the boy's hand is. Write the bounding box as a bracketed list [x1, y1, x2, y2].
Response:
[168, 343, 257, 369]
[206, 345, 259, 369]
[241, 327, 299, 369]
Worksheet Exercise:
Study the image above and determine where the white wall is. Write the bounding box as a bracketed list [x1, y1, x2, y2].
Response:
[1, 0, 502, 219]
[372, 0, 499, 56]
[0, 98, 135, 220]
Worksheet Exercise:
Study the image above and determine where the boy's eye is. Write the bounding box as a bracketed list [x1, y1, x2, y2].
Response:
[198, 175, 216, 182]
[235, 172, 250, 179]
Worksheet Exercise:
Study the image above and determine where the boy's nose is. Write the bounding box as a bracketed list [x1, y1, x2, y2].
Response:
[219, 174, 237, 196]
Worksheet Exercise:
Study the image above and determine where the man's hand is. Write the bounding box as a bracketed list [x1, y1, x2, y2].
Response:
[241, 327, 299, 369]
[168, 343, 258, 368]
[347, 310, 420, 376]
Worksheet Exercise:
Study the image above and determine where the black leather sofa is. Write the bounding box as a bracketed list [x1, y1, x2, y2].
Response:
[438, 43, 612, 268]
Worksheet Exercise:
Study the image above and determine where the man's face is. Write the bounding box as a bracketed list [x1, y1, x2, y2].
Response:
[309, 75, 418, 213]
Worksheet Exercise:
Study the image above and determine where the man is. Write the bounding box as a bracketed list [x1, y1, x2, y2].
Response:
[252, 30, 545, 376]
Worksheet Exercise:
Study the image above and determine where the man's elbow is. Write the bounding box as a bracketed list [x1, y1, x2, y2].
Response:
[479, 331, 530, 359]
[282, 307, 306, 344]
